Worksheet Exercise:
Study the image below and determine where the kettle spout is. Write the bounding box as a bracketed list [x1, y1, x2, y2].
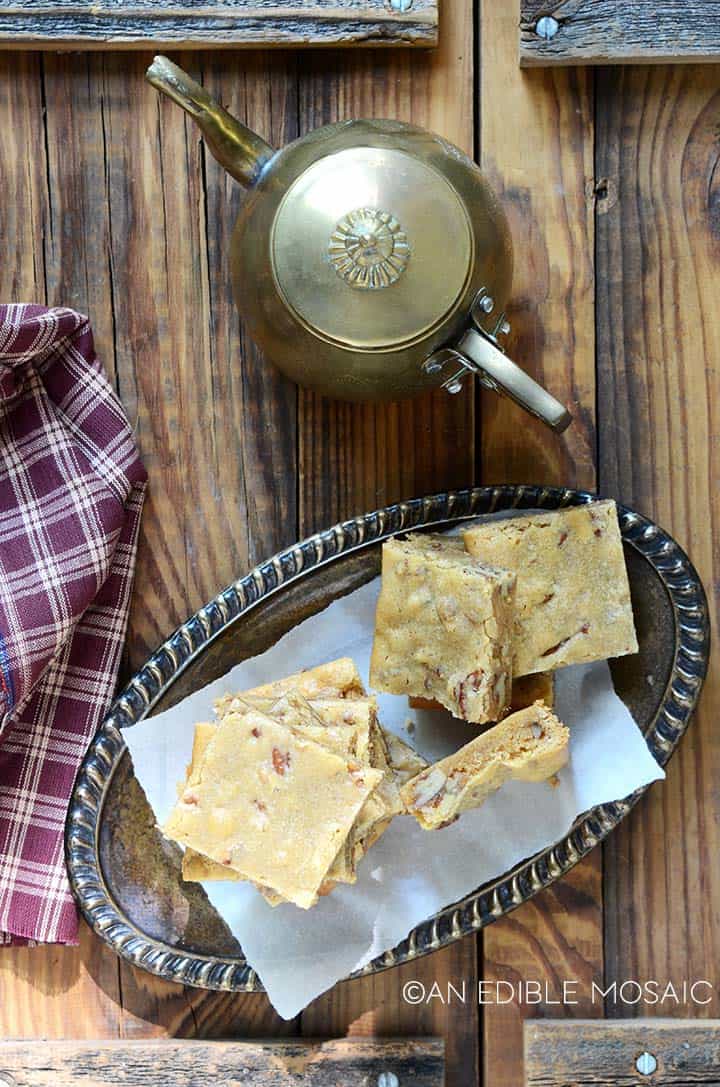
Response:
[146, 55, 274, 188]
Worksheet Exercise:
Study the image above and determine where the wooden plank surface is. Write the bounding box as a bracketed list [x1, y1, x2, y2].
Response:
[0, 1, 438, 49]
[595, 65, 720, 1017]
[295, 6, 480, 1086]
[525, 1020, 720, 1085]
[0, 926, 123, 1039]
[0, 3, 479, 1064]
[477, 6, 601, 1087]
[0, 51, 125, 1044]
[0, 1038, 445, 1087]
[104, 48, 300, 1036]
[0, 47, 298, 1039]
[0, 5, 716, 1086]
[520, 1, 720, 67]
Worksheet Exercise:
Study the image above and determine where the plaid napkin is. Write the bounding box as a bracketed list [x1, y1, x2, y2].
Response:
[0, 304, 146, 945]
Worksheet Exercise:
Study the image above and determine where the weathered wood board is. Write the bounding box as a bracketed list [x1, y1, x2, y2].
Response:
[0, 1039, 445, 1086]
[0, 1, 438, 50]
[295, 7, 480, 1087]
[596, 63, 720, 1022]
[525, 1020, 720, 1085]
[521, 1, 720, 66]
[478, 6, 601, 1087]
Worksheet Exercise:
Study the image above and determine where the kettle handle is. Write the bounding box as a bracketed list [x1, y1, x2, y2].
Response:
[447, 328, 572, 433]
[146, 56, 274, 188]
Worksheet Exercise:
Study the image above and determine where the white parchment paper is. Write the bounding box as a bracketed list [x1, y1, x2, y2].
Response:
[124, 578, 664, 1019]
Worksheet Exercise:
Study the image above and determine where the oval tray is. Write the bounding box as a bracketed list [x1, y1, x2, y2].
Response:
[66, 485, 709, 992]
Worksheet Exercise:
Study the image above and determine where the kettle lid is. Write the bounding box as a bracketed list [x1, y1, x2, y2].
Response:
[271, 146, 473, 350]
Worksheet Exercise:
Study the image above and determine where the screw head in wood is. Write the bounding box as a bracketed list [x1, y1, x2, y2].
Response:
[636, 1052, 658, 1076]
[389, 0, 413, 11]
[479, 294, 494, 313]
[446, 378, 463, 394]
[535, 15, 559, 39]
[378, 1074, 400, 1087]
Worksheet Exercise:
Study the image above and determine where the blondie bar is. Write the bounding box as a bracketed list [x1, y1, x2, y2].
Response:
[370, 537, 516, 723]
[463, 501, 638, 675]
[400, 703, 570, 830]
[181, 693, 394, 895]
[164, 706, 382, 908]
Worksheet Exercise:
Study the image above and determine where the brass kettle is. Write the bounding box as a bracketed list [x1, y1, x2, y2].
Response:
[147, 56, 571, 432]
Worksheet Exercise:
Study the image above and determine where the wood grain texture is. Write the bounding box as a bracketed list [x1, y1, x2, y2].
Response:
[477, 5, 601, 1086]
[0, 7, 714, 1082]
[0, 924, 122, 1038]
[0, 53, 127, 1045]
[520, 1, 720, 67]
[0, 52, 45, 302]
[596, 65, 720, 1017]
[0, 1038, 445, 1086]
[0, 47, 298, 1038]
[478, 9, 596, 486]
[302, 936, 479, 1086]
[0, 1, 437, 49]
[295, 5, 479, 1085]
[297, 0, 475, 532]
[525, 1020, 720, 1085]
[94, 48, 300, 672]
[101, 48, 299, 1036]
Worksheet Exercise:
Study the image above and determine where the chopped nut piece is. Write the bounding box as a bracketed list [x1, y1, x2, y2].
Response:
[382, 729, 429, 789]
[410, 766, 448, 810]
[271, 748, 290, 775]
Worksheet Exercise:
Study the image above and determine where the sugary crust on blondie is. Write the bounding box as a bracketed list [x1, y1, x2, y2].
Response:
[185, 722, 215, 789]
[403, 533, 466, 552]
[163, 707, 381, 909]
[180, 723, 282, 902]
[370, 537, 516, 724]
[333, 714, 403, 871]
[255, 693, 373, 764]
[400, 703, 570, 830]
[213, 658, 366, 719]
[463, 501, 638, 675]
[367, 717, 404, 816]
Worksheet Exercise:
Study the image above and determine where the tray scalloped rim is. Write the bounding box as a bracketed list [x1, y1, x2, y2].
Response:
[66, 484, 710, 992]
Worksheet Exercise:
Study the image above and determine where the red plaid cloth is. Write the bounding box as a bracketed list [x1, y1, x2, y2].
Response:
[0, 304, 146, 945]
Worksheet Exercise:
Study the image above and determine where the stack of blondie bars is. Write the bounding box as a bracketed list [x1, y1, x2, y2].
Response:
[162, 661, 426, 908]
[162, 500, 638, 908]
